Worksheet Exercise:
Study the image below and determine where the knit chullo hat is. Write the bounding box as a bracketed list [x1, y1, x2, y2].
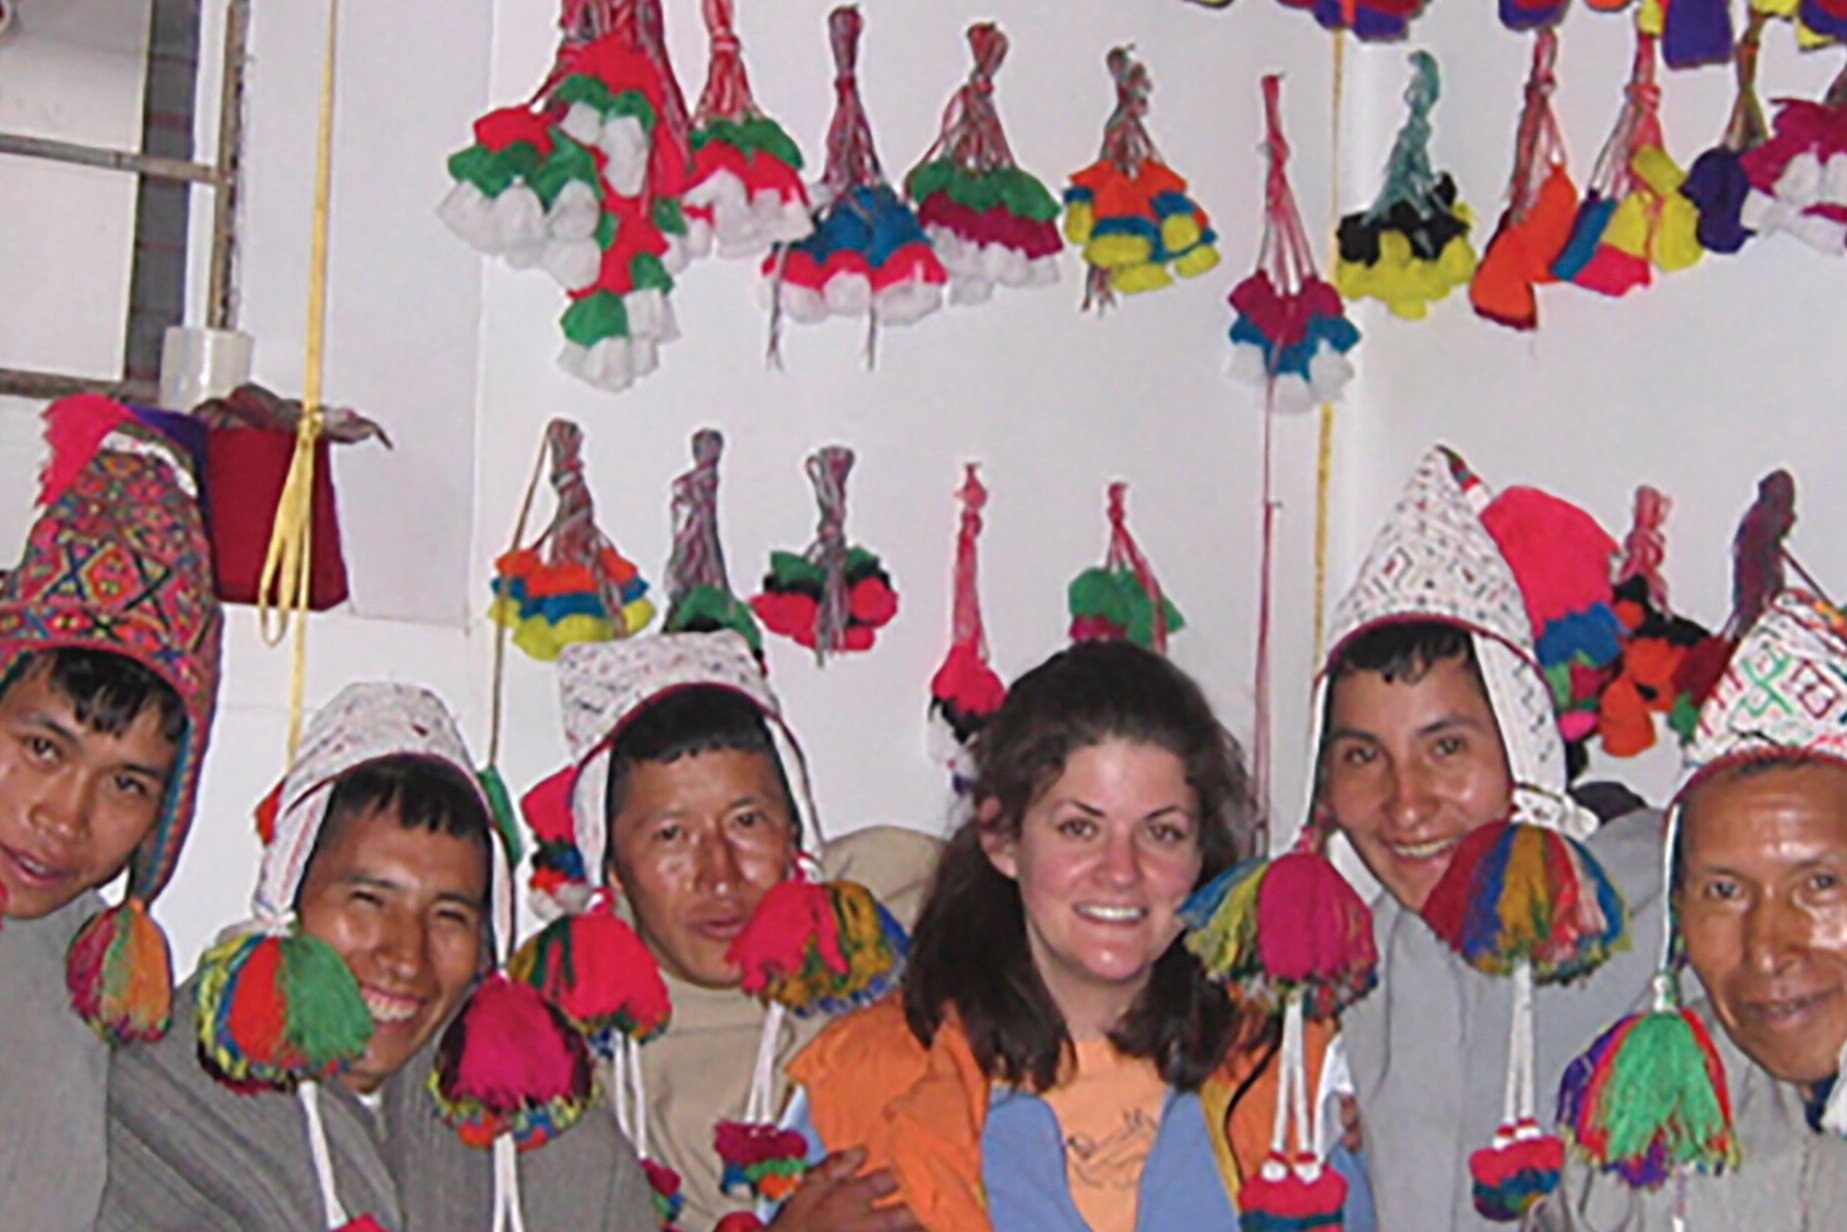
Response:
[1561, 588, 1847, 1188]
[0, 395, 223, 1043]
[517, 630, 905, 1219]
[196, 682, 591, 1231]
[1319, 447, 1628, 1220]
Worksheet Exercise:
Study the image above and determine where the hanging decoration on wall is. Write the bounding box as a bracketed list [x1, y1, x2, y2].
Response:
[764, 6, 946, 358]
[1068, 482, 1185, 654]
[928, 465, 1006, 787]
[1551, 33, 1703, 297]
[490, 418, 655, 662]
[439, 0, 693, 394]
[1736, 56, 1847, 253]
[683, 0, 812, 259]
[1758, 0, 1847, 45]
[1681, 10, 1771, 255]
[663, 428, 762, 654]
[1063, 47, 1219, 312]
[1227, 75, 1361, 414]
[1184, 0, 1429, 42]
[1655, 0, 1739, 69]
[752, 445, 899, 664]
[1472, 31, 1577, 331]
[1337, 51, 1477, 321]
[907, 22, 1062, 305]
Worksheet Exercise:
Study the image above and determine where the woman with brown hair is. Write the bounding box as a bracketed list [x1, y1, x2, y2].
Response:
[785, 641, 1369, 1231]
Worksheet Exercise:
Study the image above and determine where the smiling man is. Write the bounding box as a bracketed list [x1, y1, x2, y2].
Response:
[0, 399, 222, 1232]
[1315, 448, 1665, 1231]
[1544, 590, 1847, 1228]
[527, 632, 940, 1229]
[99, 683, 654, 1232]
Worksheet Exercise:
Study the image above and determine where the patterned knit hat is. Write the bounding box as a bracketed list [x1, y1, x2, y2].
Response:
[1315, 445, 1597, 838]
[0, 395, 222, 1043]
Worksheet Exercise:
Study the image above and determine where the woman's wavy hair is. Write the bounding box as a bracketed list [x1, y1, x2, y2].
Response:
[902, 640, 1263, 1092]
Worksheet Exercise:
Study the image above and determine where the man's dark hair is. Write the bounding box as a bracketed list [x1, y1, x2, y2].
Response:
[309, 754, 494, 873]
[603, 685, 797, 873]
[9, 648, 186, 746]
[903, 640, 1265, 1095]
[1327, 620, 1481, 688]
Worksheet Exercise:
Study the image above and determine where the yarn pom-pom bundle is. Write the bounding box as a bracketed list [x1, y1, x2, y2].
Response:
[752, 445, 899, 663]
[1063, 47, 1219, 310]
[928, 465, 1006, 784]
[1068, 482, 1185, 654]
[1185, 0, 1428, 39]
[662, 429, 762, 654]
[1337, 52, 1476, 321]
[1737, 61, 1847, 254]
[1227, 74, 1361, 414]
[682, 0, 812, 259]
[907, 22, 1062, 305]
[1551, 33, 1703, 297]
[1755, 0, 1847, 45]
[1680, 12, 1773, 255]
[489, 419, 654, 663]
[1473, 31, 1579, 330]
[440, 0, 694, 394]
[765, 5, 946, 351]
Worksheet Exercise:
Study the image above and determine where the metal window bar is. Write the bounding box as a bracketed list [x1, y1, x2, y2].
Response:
[0, 0, 248, 404]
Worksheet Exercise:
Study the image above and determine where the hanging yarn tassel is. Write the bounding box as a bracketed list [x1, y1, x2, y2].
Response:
[1473, 32, 1577, 332]
[763, 5, 946, 359]
[727, 876, 907, 1016]
[489, 419, 655, 663]
[928, 464, 1006, 786]
[510, 889, 673, 1046]
[1273, 0, 1430, 39]
[1228, 75, 1361, 415]
[1064, 47, 1218, 313]
[643, 1157, 688, 1230]
[1601, 488, 1717, 755]
[1680, 13, 1771, 255]
[1552, 34, 1702, 298]
[65, 896, 175, 1042]
[430, 971, 596, 1149]
[1737, 58, 1847, 255]
[752, 446, 899, 663]
[713, 1001, 809, 1204]
[194, 925, 374, 1089]
[1238, 996, 1349, 1230]
[1469, 963, 1566, 1220]
[1182, 829, 1378, 1020]
[907, 23, 1062, 306]
[1558, 972, 1739, 1186]
[1067, 482, 1186, 654]
[662, 429, 762, 654]
[1337, 52, 1477, 321]
[521, 767, 590, 915]
[1657, 0, 1738, 69]
[683, 0, 812, 259]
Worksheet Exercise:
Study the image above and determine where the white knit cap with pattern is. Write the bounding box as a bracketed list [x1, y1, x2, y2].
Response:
[556, 630, 822, 887]
[1308, 446, 1595, 839]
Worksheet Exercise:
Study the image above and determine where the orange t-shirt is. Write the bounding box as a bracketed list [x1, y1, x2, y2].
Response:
[1037, 1040, 1170, 1232]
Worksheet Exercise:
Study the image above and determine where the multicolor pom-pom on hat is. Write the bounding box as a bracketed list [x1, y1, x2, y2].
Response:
[0, 396, 223, 1044]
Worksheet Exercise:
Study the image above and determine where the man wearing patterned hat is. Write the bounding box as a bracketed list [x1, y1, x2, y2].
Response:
[1543, 589, 1847, 1228]
[1310, 447, 1666, 1230]
[0, 396, 222, 1232]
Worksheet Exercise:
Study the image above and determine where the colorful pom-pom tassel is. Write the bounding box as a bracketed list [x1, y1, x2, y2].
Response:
[1470, 1120, 1565, 1220]
[1067, 482, 1185, 654]
[1277, 0, 1430, 40]
[662, 429, 763, 655]
[1558, 995, 1738, 1187]
[1183, 845, 1378, 1019]
[194, 928, 374, 1088]
[907, 24, 1061, 306]
[1420, 821, 1627, 984]
[715, 1120, 810, 1203]
[1336, 53, 1476, 322]
[1066, 48, 1217, 313]
[1239, 1153, 1349, 1231]
[429, 971, 595, 1150]
[643, 1157, 688, 1231]
[66, 896, 174, 1043]
[510, 891, 672, 1045]
[727, 878, 906, 1016]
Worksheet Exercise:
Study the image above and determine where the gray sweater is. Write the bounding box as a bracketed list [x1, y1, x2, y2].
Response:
[1539, 1001, 1847, 1231]
[1344, 808, 1667, 1232]
[0, 893, 109, 1232]
[100, 977, 656, 1231]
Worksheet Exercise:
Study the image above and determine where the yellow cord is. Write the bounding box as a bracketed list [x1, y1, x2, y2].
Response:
[257, 0, 339, 761]
[1311, 31, 1347, 667]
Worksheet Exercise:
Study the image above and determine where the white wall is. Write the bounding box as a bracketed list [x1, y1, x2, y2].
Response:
[14, 0, 1844, 969]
